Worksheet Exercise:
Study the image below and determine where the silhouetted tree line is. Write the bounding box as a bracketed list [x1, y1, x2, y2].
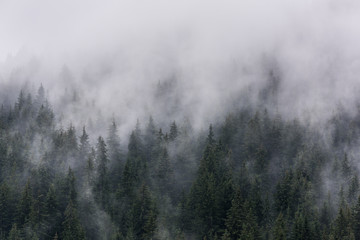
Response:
[1, 85, 360, 239]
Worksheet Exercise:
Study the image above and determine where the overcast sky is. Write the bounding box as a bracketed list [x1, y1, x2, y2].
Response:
[1, 0, 360, 132]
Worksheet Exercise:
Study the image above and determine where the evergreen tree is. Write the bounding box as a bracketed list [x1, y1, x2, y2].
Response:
[0, 183, 12, 234]
[353, 195, 360, 240]
[239, 206, 260, 240]
[8, 224, 23, 240]
[65, 125, 78, 154]
[85, 148, 96, 185]
[79, 126, 91, 160]
[273, 212, 287, 240]
[169, 121, 178, 141]
[187, 125, 233, 238]
[43, 184, 61, 238]
[224, 190, 244, 239]
[65, 167, 77, 205]
[17, 181, 33, 226]
[36, 102, 54, 131]
[144, 116, 157, 164]
[156, 147, 174, 194]
[291, 210, 314, 240]
[35, 84, 45, 107]
[107, 120, 122, 163]
[95, 136, 110, 209]
[332, 204, 354, 240]
[129, 185, 157, 240]
[348, 174, 359, 204]
[319, 200, 332, 232]
[61, 201, 85, 240]
[121, 128, 145, 196]
[342, 153, 351, 178]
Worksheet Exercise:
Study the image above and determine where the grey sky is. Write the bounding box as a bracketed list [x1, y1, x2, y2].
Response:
[1, 0, 360, 133]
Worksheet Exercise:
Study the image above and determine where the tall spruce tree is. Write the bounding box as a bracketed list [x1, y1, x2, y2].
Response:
[95, 136, 109, 209]
[61, 200, 85, 240]
[187, 125, 233, 238]
[129, 185, 157, 240]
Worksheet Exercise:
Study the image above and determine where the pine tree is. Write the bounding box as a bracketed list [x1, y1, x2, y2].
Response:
[156, 147, 173, 194]
[353, 195, 360, 240]
[342, 153, 351, 178]
[243, 112, 262, 162]
[8, 223, 23, 240]
[348, 174, 359, 204]
[65, 125, 78, 154]
[121, 128, 145, 196]
[169, 121, 178, 141]
[35, 84, 45, 107]
[107, 120, 121, 163]
[332, 204, 354, 240]
[224, 190, 244, 239]
[53, 233, 58, 240]
[61, 201, 85, 240]
[15, 90, 26, 114]
[79, 126, 91, 160]
[95, 136, 109, 209]
[273, 212, 287, 240]
[319, 200, 331, 232]
[36, 102, 54, 131]
[65, 167, 77, 204]
[17, 181, 33, 226]
[85, 148, 96, 185]
[275, 170, 293, 213]
[187, 125, 233, 238]
[291, 210, 314, 240]
[43, 184, 60, 236]
[144, 116, 157, 164]
[0, 183, 12, 234]
[130, 185, 157, 240]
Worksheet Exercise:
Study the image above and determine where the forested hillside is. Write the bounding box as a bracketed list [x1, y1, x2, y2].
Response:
[1, 84, 360, 240]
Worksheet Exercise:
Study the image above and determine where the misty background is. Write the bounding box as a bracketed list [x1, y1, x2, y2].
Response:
[2, 1, 360, 239]
[1, 0, 360, 136]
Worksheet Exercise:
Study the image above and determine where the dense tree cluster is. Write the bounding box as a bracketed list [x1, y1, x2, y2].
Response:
[1, 85, 360, 239]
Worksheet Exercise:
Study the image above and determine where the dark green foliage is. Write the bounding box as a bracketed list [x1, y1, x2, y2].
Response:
[155, 147, 174, 195]
[43, 184, 61, 238]
[36, 100, 54, 132]
[291, 210, 316, 240]
[186, 125, 233, 238]
[0, 183, 12, 234]
[3, 86, 360, 239]
[17, 181, 33, 226]
[79, 126, 91, 159]
[8, 224, 23, 240]
[273, 212, 287, 240]
[239, 204, 260, 240]
[61, 201, 85, 240]
[331, 204, 354, 240]
[348, 174, 359, 204]
[223, 190, 244, 239]
[95, 136, 110, 209]
[121, 128, 145, 197]
[128, 185, 157, 240]
[107, 120, 122, 164]
[353, 195, 360, 240]
[64, 168, 77, 204]
[342, 153, 352, 178]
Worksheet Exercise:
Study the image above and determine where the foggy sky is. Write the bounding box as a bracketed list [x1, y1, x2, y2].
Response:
[1, 0, 360, 136]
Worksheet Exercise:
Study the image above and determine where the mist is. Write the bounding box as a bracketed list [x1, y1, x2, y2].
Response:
[1, 0, 360, 134]
[2, 1, 360, 239]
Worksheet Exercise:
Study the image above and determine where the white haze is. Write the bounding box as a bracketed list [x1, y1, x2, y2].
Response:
[1, 0, 360, 136]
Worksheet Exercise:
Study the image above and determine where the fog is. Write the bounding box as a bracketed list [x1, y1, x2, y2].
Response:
[3, 1, 360, 239]
[1, 0, 360, 134]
